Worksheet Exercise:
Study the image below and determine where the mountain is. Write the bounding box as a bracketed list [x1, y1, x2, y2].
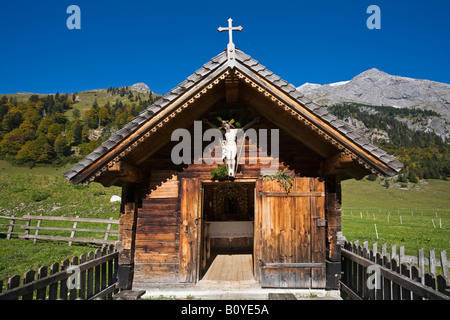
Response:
[129, 82, 151, 94]
[297, 69, 450, 140]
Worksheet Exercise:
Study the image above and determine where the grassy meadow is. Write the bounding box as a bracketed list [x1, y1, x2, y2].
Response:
[0, 162, 121, 283]
[341, 178, 450, 255]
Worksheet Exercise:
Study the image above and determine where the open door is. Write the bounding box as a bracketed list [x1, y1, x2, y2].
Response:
[179, 178, 201, 283]
[255, 177, 326, 288]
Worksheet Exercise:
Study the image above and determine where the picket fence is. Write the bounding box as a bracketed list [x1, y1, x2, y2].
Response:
[0, 245, 118, 300]
[340, 240, 450, 300]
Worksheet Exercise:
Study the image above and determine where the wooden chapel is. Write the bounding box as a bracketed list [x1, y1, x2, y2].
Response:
[65, 20, 402, 290]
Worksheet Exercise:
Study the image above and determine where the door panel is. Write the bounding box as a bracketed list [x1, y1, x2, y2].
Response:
[258, 177, 325, 288]
[179, 178, 200, 283]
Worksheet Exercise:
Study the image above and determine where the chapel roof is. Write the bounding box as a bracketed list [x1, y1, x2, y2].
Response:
[64, 48, 403, 184]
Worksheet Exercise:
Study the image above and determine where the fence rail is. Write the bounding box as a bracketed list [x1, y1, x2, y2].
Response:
[340, 240, 450, 300]
[0, 245, 118, 300]
[0, 215, 119, 246]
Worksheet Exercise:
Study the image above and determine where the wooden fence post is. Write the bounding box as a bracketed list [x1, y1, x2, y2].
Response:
[429, 249, 436, 277]
[103, 217, 113, 249]
[36, 266, 48, 300]
[94, 249, 101, 296]
[22, 270, 35, 300]
[69, 256, 79, 300]
[59, 259, 69, 300]
[400, 264, 412, 300]
[68, 216, 79, 246]
[441, 250, 448, 281]
[79, 253, 87, 300]
[23, 217, 30, 238]
[6, 216, 15, 239]
[418, 249, 425, 285]
[48, 263, 59, 300]
[7, 275, 21, 300]
[86, 251, 94, 299]
[33, 214, 43, 245]
[410, 266, 422, 300]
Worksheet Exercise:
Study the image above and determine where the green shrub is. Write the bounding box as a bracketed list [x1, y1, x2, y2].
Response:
[31, 191, 51, 202]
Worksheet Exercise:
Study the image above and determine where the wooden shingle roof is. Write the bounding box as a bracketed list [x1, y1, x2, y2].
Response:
[64, 49, 402, 184]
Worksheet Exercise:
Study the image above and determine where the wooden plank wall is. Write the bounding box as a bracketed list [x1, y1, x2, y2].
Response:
[133, 172, 180, 285]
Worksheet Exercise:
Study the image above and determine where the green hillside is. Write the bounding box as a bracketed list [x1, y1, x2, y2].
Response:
[341, 178, 450, 255]
[0, 86, 161, 168]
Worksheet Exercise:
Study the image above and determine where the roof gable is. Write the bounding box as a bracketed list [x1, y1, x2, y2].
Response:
[64, 49, 402, 185]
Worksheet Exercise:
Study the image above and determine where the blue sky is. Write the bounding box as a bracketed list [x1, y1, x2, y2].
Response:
[1, 0, 449, 94]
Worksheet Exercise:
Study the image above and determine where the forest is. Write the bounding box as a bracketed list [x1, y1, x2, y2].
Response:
[328, 103, 450, 181]
[0, 93, 448, 182]
[0, 88, 157, 168]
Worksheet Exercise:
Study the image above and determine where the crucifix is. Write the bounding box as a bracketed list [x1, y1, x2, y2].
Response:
[203, 117, 260, 177]
[218, 18, 243, 67]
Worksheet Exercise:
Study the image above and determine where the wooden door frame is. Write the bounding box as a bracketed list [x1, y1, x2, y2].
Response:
[198, 178, 258, 282]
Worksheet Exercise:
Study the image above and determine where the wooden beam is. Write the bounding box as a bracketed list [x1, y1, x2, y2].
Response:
[225, 74, 239, 103]
[321, 152, 354, 176]
[322, 152, 371, 180]
[108, 161, 142, 184]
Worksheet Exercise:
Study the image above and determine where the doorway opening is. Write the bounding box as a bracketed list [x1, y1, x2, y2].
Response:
[200, 182, 255, 281]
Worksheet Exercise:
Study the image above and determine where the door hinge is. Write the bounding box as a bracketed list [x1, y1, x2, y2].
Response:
[316, 218, 326, 227]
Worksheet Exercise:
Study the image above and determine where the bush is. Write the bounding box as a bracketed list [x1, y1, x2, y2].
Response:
[31, 191, 51, 202]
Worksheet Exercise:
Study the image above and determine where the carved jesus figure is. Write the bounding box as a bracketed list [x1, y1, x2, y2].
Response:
[203, 117, 260, 177]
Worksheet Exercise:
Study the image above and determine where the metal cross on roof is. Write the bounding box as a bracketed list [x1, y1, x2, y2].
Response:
[218, 18, 243, 68]
[218, 18, 243, 46]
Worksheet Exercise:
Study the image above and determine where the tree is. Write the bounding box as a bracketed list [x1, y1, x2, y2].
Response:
[46, 123, 63, 144]
[72, 108, 81, 119]
[84, 109, 98, 129]
[54, 134, 71, 158]
[16, 134, 54, 163]
[1, 107, 23, 131]
[408, 171, 419, 183]
[98, 106, 111, 126]
[70, 118, 83, 145]
[0, 128, 28, 155]
[37, 117, 54, 135]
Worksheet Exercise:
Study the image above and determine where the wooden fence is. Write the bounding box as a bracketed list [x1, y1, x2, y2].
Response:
[0, 215, 119, 246]
[0, 245, 118, 300]
[340, 240, 450, 300]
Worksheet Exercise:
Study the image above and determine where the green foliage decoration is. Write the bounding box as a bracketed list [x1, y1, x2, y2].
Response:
[210, 164, 229, 180]
[262, 168, 295, 194]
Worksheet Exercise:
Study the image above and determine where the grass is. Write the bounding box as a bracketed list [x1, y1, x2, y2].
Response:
[0, 169, 121, 219]
[341, 178, 450, 255]
[0, 168, 121, 285]
[0, 239, 97, 285]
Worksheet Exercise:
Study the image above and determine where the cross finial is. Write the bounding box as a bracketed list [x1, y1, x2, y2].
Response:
[218, 18, 243, 67]
[218, 18, 243, 47]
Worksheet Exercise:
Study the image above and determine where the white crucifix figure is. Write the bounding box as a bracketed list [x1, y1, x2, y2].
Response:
[218, 18, 243, 66]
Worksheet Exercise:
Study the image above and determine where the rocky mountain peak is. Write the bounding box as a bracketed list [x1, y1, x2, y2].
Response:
[296, 69, 450, 140]
[130, 82, 151, 94]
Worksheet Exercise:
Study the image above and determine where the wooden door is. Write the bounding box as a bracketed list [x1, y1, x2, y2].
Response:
[179, 178, 201, 283]
[256, 177, 326, 288]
